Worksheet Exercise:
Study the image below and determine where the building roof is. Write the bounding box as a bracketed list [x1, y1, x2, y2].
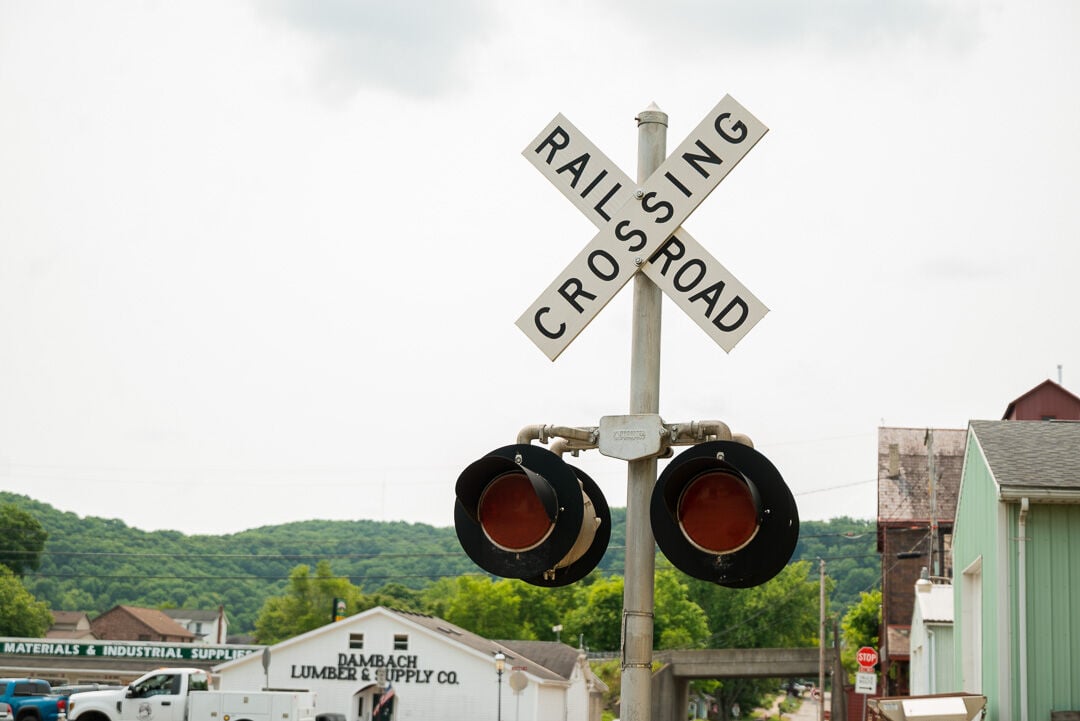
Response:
[390, 610, 572, 684]
[969, 420, 1080, 497]
[878, 427, 967, 523]
[914, 582, 953, 624]
[49, 611, 90, 627]
[494, 640, 584, 680]
[887, 625, 910, 659]
[94, 605, 196, 639]
[46, 610, 95, 639]
[162, 609, 223, 623]
[1002, 379, 1080, 419]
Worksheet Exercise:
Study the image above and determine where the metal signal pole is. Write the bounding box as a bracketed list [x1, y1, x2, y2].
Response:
[620, 103, 667, 721]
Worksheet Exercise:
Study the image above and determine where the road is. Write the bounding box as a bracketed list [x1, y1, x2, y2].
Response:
[787, 693, 825, 721]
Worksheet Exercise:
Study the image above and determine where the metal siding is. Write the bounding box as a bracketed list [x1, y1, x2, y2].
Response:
[953, 436, 1004, 714]
[1027, 504, 1080, 720]
[933, 625, 954, 693]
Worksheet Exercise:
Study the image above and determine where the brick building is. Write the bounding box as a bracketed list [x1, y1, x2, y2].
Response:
[90, 605, 196, 643]
[876, 426, 966, 697]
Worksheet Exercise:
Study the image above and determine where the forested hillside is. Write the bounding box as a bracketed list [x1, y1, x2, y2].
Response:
[3, 492, 878, 634]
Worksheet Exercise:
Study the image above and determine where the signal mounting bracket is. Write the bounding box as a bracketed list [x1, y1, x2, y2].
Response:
[598, 414, 665, 461]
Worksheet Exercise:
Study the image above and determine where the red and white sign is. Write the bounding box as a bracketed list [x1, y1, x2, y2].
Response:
[856, 646, 879, 669]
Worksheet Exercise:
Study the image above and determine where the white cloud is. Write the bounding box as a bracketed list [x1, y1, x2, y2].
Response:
[264, 0, 494, 98]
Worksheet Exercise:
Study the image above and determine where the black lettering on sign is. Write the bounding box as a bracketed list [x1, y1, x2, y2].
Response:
[688, 279, 730, 317]
[579, 168, 608, 199]
[640, 192, 674, 224]
[712, 297, 749, 331]
[651, 236, 687, 273]
[534, 126, 570, 163]
[593, 182, 623, 221]
[587, 249, 619, 281]
[614, 220, 647, 253]
[650, 235, 749, 333]
[674, 259, 708, 293]
[682, 140, 723, 179]
[534, 307, 565, 339]
[714, 112, 748, 144]
[664, 172, 692, 198]
[558, 277, 597, 313]
[556, 154, 591, 188]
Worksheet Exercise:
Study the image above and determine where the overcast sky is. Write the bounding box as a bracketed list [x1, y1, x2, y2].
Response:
[2, 1, 1077, 536]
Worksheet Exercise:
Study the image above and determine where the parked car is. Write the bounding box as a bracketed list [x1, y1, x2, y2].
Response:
[783, 679, 810, 696]
[0, 679, 67, 721]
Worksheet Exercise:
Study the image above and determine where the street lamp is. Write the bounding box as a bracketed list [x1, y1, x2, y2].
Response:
[494, 652, 505, 721]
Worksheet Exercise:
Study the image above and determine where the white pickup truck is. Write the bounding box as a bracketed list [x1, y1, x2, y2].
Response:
[67, 668, 316, 721]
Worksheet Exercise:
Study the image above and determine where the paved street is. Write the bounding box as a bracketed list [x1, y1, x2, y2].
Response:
[784, 693, 826, 721]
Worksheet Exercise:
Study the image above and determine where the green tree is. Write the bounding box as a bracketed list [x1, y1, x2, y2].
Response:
[653, 570, 709, 650]
[254, 561, 366, 643]
[0, 565, 52, 636]
[685, 561, 821, 720]
[840, 589, 881, 680]
[367, 583, 425, 612]
[421, 576, 525, 639]
[564, 575, 624, 652]
[0, 504, 48, 576]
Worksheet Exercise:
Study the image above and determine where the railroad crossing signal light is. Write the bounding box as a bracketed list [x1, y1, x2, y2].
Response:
[454, 444, 611, 587]
[651, 440, 799, 588]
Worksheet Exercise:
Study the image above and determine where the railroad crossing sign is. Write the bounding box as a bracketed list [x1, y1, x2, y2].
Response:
[517, 95, 770, 360]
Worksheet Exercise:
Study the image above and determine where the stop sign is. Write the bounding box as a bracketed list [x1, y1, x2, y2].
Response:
[856, 646, 879, 668]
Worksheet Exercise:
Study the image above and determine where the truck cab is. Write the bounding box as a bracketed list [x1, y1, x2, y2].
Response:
[67, 668, 209, 721]
[118, 670, 208, 721]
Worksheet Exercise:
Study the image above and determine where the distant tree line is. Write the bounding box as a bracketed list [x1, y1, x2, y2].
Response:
[1, 492, 879, 637]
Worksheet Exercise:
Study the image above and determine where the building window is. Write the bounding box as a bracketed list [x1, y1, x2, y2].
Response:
[349, 633, 364, 649]
[393, 634, 408, 650]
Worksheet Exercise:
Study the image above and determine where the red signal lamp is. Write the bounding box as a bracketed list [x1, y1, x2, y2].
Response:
[651, 440, 799, 588]
[455, 444, 610, 587]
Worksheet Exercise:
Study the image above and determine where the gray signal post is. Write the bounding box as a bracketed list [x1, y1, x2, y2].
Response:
[622, 104, 666, 721]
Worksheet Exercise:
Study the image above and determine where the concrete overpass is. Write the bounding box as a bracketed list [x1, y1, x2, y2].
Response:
[651, 647, 843, 721]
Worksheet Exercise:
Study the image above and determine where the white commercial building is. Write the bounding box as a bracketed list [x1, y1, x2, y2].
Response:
[213, 606, 607, 721]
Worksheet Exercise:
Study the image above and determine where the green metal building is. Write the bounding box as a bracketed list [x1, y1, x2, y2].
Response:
[952, 420, 1080, 720]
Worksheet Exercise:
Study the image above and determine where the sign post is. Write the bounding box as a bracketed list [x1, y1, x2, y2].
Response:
[511, 97, 769, 720]
[620, 105, 666, 721]
[855, 645, 879, 721]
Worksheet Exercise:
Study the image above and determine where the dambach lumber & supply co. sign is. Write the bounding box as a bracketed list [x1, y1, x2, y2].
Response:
[289, 651, 461, 685]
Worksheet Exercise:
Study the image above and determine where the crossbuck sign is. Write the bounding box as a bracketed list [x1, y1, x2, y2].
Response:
[517, 95, 770, 361]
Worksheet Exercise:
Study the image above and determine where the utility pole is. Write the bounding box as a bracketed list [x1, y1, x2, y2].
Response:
[927, 429, 938, 576]
[819, 558, 826, 721]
